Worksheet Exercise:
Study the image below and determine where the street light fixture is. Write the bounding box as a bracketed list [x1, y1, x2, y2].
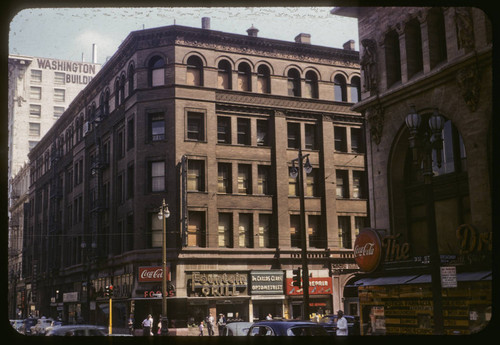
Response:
[405, 106, 445, 335]
[289, 148, 312, 320]
[158, 199, 170, 335]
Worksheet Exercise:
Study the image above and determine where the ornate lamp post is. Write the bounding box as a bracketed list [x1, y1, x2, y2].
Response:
[405, 106, 445, 335]
[289, 148, 313, 320]
[158, 199, 170, 335]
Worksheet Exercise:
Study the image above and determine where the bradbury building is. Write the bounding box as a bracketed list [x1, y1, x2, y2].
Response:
[23, 19, 365, 328]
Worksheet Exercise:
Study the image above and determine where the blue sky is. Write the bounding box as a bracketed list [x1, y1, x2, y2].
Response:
[9, 7, 358, 64]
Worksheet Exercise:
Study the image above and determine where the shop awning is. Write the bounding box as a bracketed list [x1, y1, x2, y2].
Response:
[351, 271, 491, 286]
[352, 275, 419, 286]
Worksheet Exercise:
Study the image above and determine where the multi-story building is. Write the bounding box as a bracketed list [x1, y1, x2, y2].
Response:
[333, 7, 492, 335]
[23, 19, 365, 328]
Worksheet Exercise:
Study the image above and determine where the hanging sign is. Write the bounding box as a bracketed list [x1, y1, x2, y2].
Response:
[354, 229, 383, 273]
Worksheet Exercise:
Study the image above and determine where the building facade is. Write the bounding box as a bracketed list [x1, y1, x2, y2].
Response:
[333, 7, 492, 335]
[23, 20, 366, 328]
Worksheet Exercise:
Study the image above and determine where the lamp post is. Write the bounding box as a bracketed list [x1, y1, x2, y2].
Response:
[289, 148, 313, 320]
[158, 199, 170, 335]
[405, 106, 445, 335]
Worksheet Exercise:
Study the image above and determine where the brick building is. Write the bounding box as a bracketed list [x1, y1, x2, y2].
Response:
[333, 7, 492, 335]
[23, 19, 366, 328]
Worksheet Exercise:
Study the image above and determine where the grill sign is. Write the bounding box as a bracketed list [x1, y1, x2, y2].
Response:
[354, 229, 382, 273]
[139, 266, 170, 282]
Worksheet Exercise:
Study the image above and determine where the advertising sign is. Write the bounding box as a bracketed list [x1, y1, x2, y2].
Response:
[354, 228, 383, 273]
[187, 271, 248, 297]
[250, 270, 284, 295]
[440, 266, 457, 288]
[285, 277, 332, 295]
[138, 266, 171, 282]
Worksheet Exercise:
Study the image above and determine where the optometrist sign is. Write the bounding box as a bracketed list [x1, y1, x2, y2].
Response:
[354, 229, 383, 273]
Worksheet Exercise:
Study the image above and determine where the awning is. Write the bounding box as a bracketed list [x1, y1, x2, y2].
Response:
[352, 275, 419, 286]
[351, 271, 491, 287]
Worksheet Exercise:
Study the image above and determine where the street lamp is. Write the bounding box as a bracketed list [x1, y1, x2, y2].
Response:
[289, 148, 313, 320]
[158, 199, 170, 335]
[405, 106, 445, 335]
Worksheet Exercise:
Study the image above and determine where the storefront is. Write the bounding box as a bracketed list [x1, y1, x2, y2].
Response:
[250, 270, 285, 321]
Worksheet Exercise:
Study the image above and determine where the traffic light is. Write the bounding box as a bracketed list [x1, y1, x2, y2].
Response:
[109, 285, 114, 297]
[292, 268, 302, 288]
[105, 285, 110, 297]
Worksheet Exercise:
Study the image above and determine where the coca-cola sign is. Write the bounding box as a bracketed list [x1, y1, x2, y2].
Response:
[354, 229, 382, 273]
[139, 266, 171, 282]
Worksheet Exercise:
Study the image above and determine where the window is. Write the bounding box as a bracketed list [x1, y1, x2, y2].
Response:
[31, 70, 42, 83]
[238, 164, 251, 194]
[237, 62, 251, 91]
[334, 126, 347, 152]
[354, 216, 368, 236]
[186, 55, 203, 86]
[54, 72, 65, 85]
[116, 130, 124, 159]
[336, 170, 348, 198]
[150, 161, 165, 192]
[217, 116, 231, 144]
[257, 119, 269, 146]
[116, 174, 124, 204]
[338, 216, 352, 248]
[289, 174, 299, 197]
[127, 164, 134, 199]
[128, 63, 135, 95]
[54, 106, 65, 118]
[237, 118, 251, 145]
[305, 124, 317, 150]
[352, 170, 367, 199]
[287, 68, 301, 97]
[115, 79, 120, 108]
[334, 74, 347, 102]
[29, 140, 39, 151]
[127, 118, 134, 150]
[306, 169, 319, 197]
[29, 122, 41, 136]
[150, 213, 163, 248]
[385, 29, 402, 87]
[30, 104, 41, 117]
[308, 215, 322, 248]
[149, 56, 165, 87]
[257, 165, 270, 195]
[149, 113, 165, 141]
[54, 88, 65, 102]
[428, 8, 447, 69]
[290, 215, 301, 248]
[217, 163, 232, 193]
[187, 159, 205, 192]
[257, 65, 270, 93]
[120, 74, 126, 103]
[238, 213, 252, 248]
[351, 127, 364, 153]
[103, 90, 110, 116]
[30, 86, 41, 100]
[305, 71, 318, 98]
[258, 214, 271, 248]
[405, 18, 423, 79]
[187, 211, 206, 247]
[187, 112, 205, 141]
[217, 60, 232, 89]
[287, 122, 300, 149]
[218, 213, 232, 248]
[350, 76, 361, 103]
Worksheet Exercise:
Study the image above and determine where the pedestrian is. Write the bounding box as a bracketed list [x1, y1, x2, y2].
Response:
[336, 310, 348, 336]
[142, 314, 153, 336]
[199, 320, 204, 336]
[266, 313, 273, 320]
[157, 316, 162, 336]
[217, 313, 226, 335]
[128, 314, 135, 335]
[207, 313, 214, 336]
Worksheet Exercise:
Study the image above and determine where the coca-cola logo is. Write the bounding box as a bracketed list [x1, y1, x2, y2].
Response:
[139, 266, 170, 282]
[353, 229, 382, 273]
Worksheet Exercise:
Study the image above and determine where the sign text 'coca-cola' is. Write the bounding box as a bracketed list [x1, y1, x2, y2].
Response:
[138, 266, 171, 282]
[353, 229, 383, 273]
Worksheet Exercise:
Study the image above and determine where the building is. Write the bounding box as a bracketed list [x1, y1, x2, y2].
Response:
[333, 7, 492, 335]
[23, 19, 366, 328]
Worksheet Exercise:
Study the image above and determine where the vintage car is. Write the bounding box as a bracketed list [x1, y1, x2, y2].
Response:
[45, 325, 107, 336]
[220, 322, 253, 336]
[247, 320, 328, 336]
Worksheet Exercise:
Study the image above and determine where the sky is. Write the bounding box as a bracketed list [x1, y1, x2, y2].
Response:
[8, 7, 359, 64]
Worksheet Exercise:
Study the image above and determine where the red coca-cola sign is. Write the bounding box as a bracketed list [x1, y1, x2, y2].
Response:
[139, 266, 170, 282]
[354, 229, 382, 273]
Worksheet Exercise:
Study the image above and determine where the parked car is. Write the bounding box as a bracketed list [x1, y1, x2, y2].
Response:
[220, 322, 253, 336]
[19, 318, 38, 335]
[318, 314, 359, 335]
[10, 320, 24, 333]
[46, 325, 107, 336]
[31, 317, 55, 335]
[247, 320, 328, 336]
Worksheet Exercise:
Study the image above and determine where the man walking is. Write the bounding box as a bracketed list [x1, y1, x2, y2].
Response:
[142, 314, 153, 336]
[336, 310, 348, 336]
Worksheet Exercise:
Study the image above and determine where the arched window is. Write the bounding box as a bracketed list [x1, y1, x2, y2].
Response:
[104, 89, 110, 116]
[120, 73, 126, 103]
[114, 79, 120, 108]
[128, 63, 135, 95]
[75, 117, 81, 142]
[385, 29, 402, 87]
[428, 8, 447, 69]
[99, 93, 105, 117]
[186, 55, 203, 86]
[287, 68, 301, 97]
[304, 70, 318, 99]
[237, 62, 251, 91]
[257, 65, 271, 94]
[334, 74, 347, 102]
[149, 56, 166, 87]
[405, 19, 423, 79]
[217, 60, 232, 89]
[350, 76, 361, 103]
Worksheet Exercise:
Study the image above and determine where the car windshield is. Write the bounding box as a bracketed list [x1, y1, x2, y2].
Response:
[287, 326, 327, 336]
